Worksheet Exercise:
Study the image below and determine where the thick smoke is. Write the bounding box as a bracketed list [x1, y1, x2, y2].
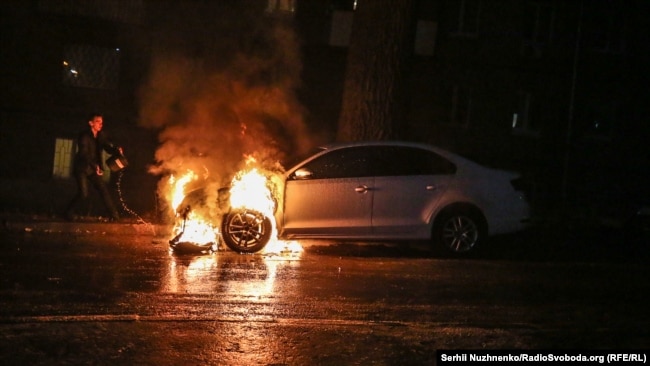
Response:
[138, 2, 313, 219]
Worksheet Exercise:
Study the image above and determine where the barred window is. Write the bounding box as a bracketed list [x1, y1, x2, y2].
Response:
[52, 138, 74, 178]
[62, 45, 120, 90]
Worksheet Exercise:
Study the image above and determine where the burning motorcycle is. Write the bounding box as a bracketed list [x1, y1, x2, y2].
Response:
[168, 204, 219, 254]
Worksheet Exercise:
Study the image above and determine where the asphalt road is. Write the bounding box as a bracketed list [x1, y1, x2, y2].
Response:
[0, 223, 648, 365]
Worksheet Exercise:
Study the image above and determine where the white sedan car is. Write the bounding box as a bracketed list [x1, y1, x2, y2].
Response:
[221, 141, 531, 254]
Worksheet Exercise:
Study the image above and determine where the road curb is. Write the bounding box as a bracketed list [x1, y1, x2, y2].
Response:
[3, 220, 171, 237]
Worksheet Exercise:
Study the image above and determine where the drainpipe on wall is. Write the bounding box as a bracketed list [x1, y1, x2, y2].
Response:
[561, 0, 583, 203]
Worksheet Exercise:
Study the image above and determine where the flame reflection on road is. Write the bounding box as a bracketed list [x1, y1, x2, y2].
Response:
[163, 250, 301, 300]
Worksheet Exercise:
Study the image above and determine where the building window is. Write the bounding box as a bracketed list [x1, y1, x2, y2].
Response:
[450, 0, 481, 37]
[52, 138, 74, 178]
[62, 45, 121, 90]
[511, 91, 540, 136]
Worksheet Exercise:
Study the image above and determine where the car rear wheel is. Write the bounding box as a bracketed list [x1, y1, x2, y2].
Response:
[433, 207, 486, 254]
[221, 209, 272, 253]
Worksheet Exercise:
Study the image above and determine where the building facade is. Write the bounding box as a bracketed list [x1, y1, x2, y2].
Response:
[300, 0, 649, 212]
[1, 0, 648, 217]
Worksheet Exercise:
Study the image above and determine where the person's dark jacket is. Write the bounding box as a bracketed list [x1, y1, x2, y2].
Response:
[74, 128, 120, 175]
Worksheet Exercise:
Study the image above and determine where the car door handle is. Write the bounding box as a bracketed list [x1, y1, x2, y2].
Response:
[426, 185, 437, 191]
[355, 185, 369, 193]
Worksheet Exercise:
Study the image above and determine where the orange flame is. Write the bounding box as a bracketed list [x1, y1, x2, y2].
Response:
[168, 170, 217, 245]
[168, 170, 197, 212]
[229, 161, 302, 257]
[229, 168, 275, 216]
[172, 211, 218, 245]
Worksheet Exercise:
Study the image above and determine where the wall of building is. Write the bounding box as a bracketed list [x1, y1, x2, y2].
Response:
[0, 1, 158, 217]
[1, 0, 648, 217]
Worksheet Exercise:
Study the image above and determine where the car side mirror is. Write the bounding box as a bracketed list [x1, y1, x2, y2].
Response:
[293, 168, 313, 180]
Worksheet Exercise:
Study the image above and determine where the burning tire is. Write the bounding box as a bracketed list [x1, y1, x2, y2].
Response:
[221, 209, 272, 253]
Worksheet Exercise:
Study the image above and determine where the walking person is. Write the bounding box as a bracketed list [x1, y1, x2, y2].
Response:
[65, 113, 123, 222]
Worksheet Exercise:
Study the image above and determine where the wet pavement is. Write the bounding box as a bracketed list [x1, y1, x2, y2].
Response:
[1, 213, 169, 237]
[0, 216, 649, 365]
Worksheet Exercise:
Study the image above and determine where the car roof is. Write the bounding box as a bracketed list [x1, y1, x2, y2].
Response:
[320, 140, 439, 150]
[317, 140, 470, 164]
[285, 140, 519, 179]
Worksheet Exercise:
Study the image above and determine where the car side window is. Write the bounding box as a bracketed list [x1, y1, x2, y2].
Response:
[370, 146, 456, 176]
[298, 147, 374, 179]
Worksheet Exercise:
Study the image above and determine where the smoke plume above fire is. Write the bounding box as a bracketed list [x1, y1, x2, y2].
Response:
[137, 2, 313, 219]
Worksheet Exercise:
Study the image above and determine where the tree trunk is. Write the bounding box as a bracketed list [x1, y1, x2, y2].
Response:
[337, 0, 416, 142]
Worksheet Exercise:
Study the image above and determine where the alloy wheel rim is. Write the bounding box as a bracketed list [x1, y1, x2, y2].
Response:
[442, 215, 478, 252]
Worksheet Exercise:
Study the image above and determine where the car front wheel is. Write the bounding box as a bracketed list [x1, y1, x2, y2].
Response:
[221, 209, 272, 253]
[433, 208, 486, 254]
